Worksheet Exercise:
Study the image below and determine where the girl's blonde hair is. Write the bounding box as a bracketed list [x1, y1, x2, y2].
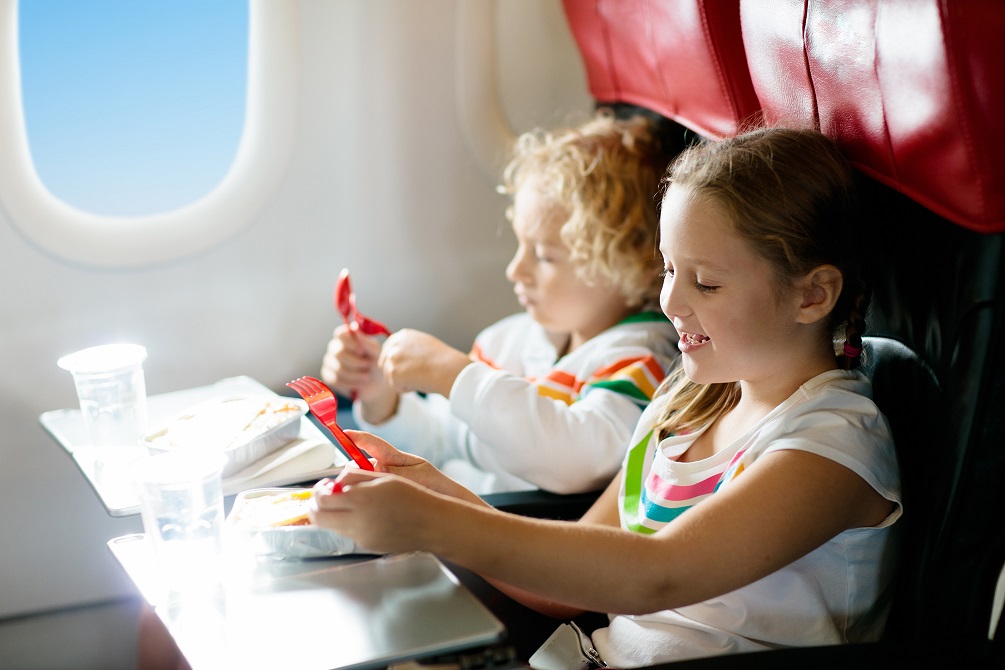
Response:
[654, 126, 869, 437]
[500, 110, 676, 308]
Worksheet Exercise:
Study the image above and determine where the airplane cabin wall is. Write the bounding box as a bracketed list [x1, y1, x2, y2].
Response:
[0, 0, 592, 618]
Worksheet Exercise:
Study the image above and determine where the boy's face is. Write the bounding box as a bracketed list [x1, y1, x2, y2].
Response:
[505, 181, 629, 349]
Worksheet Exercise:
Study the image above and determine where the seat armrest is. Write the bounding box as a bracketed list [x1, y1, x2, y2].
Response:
[482, 489, 603, 520]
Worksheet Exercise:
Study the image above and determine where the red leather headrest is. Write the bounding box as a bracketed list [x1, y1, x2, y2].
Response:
[740, 0, 1005, 233]
[561, 0, 761, 140]
[562, 0, 1005, 233]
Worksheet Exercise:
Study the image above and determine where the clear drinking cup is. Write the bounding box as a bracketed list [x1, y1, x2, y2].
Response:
[131, 451, 227, 594]
[57, 343, 149, 460]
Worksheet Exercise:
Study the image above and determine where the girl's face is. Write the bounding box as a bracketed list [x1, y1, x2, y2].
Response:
[658, 185, 806, 387]
[506, 181, 629, 349]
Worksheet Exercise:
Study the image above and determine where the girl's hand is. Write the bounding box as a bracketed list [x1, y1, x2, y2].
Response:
[310, 469, 439, 555]
[310, 431, 483, 553]
[378, 329, 472, 397]
[320, 325, 398, 422]
[349, 430, 483, 503]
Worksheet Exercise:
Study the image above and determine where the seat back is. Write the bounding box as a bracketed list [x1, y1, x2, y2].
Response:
[561, 0, 761, 139]
[562, 0, 1005, 650]
[857, 336, 940, 640]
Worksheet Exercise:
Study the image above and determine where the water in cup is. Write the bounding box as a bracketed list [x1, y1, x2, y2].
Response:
[57, 343, 148, 457]
[132, 451, 226, 594]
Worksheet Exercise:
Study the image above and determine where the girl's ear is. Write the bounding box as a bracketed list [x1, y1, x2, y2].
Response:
[795, 264, 843, 325]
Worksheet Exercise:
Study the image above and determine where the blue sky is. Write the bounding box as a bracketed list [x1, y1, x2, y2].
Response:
[19, 0, 248, 217]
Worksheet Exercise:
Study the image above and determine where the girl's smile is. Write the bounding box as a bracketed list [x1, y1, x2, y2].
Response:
[675, 329, 711, 354]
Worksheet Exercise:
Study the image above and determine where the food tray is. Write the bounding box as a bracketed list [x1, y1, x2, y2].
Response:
[143, 395, 307, 477]
[227, 487, 358, 558]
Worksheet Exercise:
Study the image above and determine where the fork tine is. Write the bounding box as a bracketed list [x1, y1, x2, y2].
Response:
[288, 377, 334, 406]
[301, 376, 329, 397]
[287, 378, 311, 398]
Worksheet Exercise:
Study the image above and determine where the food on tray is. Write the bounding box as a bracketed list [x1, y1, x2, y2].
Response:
[145, 396, 303, 453]
[229, 489, 314, 528]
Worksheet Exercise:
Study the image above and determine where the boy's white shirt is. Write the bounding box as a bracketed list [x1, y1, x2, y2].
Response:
[353, 312, 679, 494]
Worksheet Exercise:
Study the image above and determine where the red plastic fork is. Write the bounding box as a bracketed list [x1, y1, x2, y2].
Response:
[286, 376, 375, 471]
[335, 268, 392, 337]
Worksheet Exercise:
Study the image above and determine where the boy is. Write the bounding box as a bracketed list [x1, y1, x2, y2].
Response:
[321, 111, 680, 494]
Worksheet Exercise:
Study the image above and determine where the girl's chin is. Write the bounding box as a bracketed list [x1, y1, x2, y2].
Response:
[680, 360, 719, 385]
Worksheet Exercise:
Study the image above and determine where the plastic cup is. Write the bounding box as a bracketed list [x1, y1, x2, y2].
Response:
[131, 451, 227, 594]
[57, 343, 148, 461]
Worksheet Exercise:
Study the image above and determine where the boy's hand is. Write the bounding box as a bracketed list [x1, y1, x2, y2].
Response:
[320, 325, 398, 422]
[378, 329, 472, 397]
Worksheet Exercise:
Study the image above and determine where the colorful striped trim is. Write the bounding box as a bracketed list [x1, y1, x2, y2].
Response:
[587, 355, 665, 403]
[620, 310, 670, 325]
[646, 469, 720, 502]
[640, 487, 694, 524]
[621, 426, 746, 534]
[469, 342, 501, 369]
[621, 428, 657, 534]
[713, 449, 748, 492]
[536, 369, 583, 405]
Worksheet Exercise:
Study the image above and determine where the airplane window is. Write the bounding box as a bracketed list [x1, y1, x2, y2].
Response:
[19, 0, 248, 217]
[0, 0, 298, 268]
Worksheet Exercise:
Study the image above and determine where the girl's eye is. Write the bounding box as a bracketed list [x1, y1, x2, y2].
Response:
[661, 267, 674, 279]
[694, 280, 719, 293]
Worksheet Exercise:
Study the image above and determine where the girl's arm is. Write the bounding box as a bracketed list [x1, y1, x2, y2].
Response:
[315, 438, 893, 616]
[474, 473, 625, 619]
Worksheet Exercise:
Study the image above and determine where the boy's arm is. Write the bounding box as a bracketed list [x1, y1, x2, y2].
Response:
[450, 351, 661, 494]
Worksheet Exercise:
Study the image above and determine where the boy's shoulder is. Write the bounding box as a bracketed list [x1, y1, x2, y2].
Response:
[477, 312, 542, 341]
[473, 313, 558, 364]
[585, 311, 678, 353]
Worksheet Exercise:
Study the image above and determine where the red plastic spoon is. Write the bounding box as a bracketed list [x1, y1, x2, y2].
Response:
[335, 268, 391, 337]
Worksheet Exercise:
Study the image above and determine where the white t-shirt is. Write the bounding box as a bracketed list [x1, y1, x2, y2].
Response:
[592, 369, 902, 666]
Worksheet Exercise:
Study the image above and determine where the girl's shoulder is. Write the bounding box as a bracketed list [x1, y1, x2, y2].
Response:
[752, 369, 900, 500]
[790, 369, 882, 419]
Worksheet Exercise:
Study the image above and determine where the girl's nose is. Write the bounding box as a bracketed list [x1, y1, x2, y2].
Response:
[660, 273, 689, 320]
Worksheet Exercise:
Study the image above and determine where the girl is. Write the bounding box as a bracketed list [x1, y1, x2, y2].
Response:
[311, 127, 902, 666]
[321, 111, 681, 495]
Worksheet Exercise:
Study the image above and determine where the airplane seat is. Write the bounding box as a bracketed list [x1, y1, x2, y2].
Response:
[854, 334, 940, 641]
[738, 1, 1005, 654]
[482, 0, 1005, 665]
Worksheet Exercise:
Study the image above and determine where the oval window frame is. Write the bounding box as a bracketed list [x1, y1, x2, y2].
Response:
[0, 0, 298, 268]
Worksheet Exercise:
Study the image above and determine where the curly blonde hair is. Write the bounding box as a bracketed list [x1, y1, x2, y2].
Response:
[500, 110, 675, 308]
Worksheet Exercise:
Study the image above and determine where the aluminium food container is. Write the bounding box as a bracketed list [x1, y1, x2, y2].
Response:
[227, 487, 358, 558]
[143, 395, 307, 478]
